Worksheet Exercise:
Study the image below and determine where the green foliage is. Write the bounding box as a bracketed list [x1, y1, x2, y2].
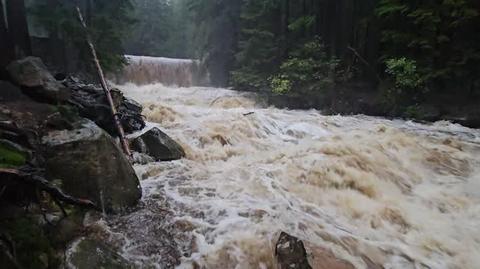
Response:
[31, 0, 135, 72]
[0, 217, 59, 268]
[385, 58, 424, 90]
[270, 76, 292, 94]
[270, 38, 340, 94]
[0, 142, 26, 168]
[403, 105, 421, 119]
[381, 57, 426, 111]
[376, 0, 480, 91]
[231, 0, 283, 90]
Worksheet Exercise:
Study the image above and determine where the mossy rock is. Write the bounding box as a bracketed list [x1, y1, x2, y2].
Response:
[0, 217, 60, 269]
[0, 140, 27, 168]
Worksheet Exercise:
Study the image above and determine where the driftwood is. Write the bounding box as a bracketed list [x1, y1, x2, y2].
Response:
[0, 168, 100, 211]
[75, 7, 132, 159]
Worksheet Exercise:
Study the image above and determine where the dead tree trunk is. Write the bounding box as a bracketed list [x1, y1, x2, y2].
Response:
[75, 7, 132, 159]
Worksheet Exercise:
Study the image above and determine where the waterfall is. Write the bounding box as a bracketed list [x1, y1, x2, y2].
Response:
[113, 55, 209, 87]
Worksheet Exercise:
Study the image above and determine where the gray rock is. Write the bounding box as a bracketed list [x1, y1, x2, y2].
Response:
[66, 238, 134, 269]
[6, 57, 70, 103]
[43, 119, 141, 213]
[275, 232, 312, 269]
[130, 127, 185, 161]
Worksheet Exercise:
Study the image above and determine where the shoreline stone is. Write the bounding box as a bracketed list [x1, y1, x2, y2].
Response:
[43, 119, 142, 213]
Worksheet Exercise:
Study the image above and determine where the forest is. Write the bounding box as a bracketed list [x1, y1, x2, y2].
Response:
[3, 0, 477, 123]
[1, 0, 480, 268]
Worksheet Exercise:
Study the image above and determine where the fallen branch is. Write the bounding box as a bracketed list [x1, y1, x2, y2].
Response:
[0, 168, 100, 211]
[347, 45, 382, 82]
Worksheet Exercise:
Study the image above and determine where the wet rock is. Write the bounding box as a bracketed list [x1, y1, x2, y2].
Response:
[67, 78, 145, 135]
[275, 232, 312, 269]
[48, 216, 84, 246]
[276, 232, 355, 269]
[130, 127, 185, 161]
[43, 119, 141, 213]
[6, 57, 70, 103]
[132, 151, 155, 165]
[66, 238, 134, 269]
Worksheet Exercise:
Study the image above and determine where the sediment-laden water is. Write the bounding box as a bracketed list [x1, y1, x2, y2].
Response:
[108, 81, 480, 269]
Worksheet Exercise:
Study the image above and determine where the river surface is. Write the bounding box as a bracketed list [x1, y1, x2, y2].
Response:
[109, 81, 480, 269]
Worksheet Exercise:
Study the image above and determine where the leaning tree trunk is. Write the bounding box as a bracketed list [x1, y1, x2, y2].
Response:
[6, 0, 32, 59]
[75, 7, 132, 159]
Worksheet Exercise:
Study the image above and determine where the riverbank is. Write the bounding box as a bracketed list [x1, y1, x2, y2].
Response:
[250, 82, 480, 129]
[0, 57, 187, 268]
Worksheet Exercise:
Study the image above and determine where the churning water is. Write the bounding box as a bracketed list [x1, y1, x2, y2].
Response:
[109, 58, 480, 269]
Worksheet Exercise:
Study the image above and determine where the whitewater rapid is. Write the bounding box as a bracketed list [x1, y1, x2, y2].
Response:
[112, 83, 480, 269]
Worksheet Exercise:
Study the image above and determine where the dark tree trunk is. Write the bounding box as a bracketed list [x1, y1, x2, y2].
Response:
[0, 0, 14, 75]
[6, 0, 32, 59]
[282, 0, 290, 57]
[47, 0, 67, 71]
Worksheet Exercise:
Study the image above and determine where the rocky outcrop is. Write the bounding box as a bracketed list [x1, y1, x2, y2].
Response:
[66, 238, 134, 269]
[275, 232, 312, 269]
[130, 127, 185, 162]
[275, 232, 355, 269]
[66, 78, 145, 135]
[6, 57, 70, 103]
[42, 119, 141, 213]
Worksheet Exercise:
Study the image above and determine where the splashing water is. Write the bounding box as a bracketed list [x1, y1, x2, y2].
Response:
[111, 82, 480, 269]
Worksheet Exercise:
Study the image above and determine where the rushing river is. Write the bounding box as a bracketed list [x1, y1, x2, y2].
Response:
[106, 57, 480, 269]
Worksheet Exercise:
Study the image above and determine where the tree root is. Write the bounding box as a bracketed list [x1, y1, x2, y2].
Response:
[0, 233, 21, 269]
[0, 168, 100, 212]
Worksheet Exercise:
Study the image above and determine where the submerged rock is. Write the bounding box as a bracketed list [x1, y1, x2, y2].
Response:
[66, 238, 134, 269]
[130, 127, 185, 161]
[275, 232, 312, 269]
[6, 57, 70, 103]
[132, 151, 155, 165]
[43, 119, 141, 213]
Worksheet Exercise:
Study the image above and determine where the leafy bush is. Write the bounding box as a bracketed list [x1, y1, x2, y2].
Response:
[385, 58, 424, 90]
[382, 57, 426, 112]
[270, 38, 340, 94]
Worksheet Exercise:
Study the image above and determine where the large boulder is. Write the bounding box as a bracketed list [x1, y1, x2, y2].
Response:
[42, 119, 141, 213]
[66, 78, 145, 134]
[6, 57, 70, 103]
[130, 127, 185, 162]
[66, 238, 134, 269]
